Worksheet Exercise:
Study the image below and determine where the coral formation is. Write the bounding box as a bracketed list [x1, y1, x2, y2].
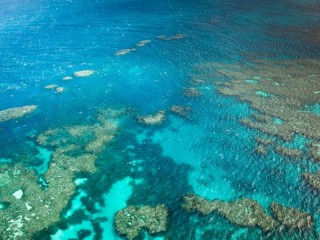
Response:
[62, 76, 72, 81]
[135, 40, 151, 47]
[191, 59, 320, 162]
[170, 105, 191, 119]
[156, 34, 185, 41]
[137, 110, 166, 125]
[255, 137, 274, 145]
[0, 108, 128, 239]
[275, 146, 303, 159]
[55, 87, 65, 93]
[182, 87, 201, 97]
[308, 142, 320, 162]
[302, 172, 320, 191]
[73, 70, 94, 77]
[44, 84, 64, 93]
[182, 194, 316, 234]
[267, 24, 320, 44]
[0, 105, 37, 122]
[114, 48, 136, 56]
[114, 205, 168, 240]
[182, 194, 277, 232]
[44, 84, 58, 89]
[270, 202, 313, 230]
[255, 145, 267, 155]
[254, 137, 274, 155]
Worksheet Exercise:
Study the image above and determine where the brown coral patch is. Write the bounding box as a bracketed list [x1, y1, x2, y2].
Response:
[115, 205, 168, 240]
[302, 172, 320, 191]
[270, 202, 313, 230]
[182, 87, 201, 97]
[308, 142, 320, 162]
[275, 146, 303, 159]
[182, 194, 277, 232]
[170, 105, 191, 119]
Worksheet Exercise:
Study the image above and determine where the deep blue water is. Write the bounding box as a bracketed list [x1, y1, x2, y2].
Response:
[1, 0, 320, 239]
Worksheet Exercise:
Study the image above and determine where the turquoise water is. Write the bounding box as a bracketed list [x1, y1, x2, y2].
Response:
[1, 0, 320, 239]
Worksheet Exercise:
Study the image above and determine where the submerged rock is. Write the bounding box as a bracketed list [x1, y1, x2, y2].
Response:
[270, 202, 313, 230]
[73, 70, 94, 77]
[137, 110, 166, 125]
[0, 105, 37, 122]
[115, 204, 168, 240]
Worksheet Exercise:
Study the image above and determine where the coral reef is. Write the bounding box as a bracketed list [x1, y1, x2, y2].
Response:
[62, 76, 73, 81]
[0, 108, 128, 239]
[267, 24, 320, 44]
[114, 205, 168, 240]
[37, 109, 121, 155]
[44, 84, 64, 93]
[55, 87, 65, 93]
[182, 193, 217, 215]
[302, 172, 320, 191]
[255, 137, 274, 155]
[182, 194, 316, 234]
[170, 105, 191, 119]
[191, 59, 320, 163]
[0, 163, 76, 239]
[182, 87, 201, 97]
[255, 137, 274, 145]
[308, 142, 320, 162]
[182, 194, 277, 232]
[0, 105, 37, 122]
[156, 34, 185, 41]
[135, 40, 151, 47]
[275, 146, 303, 159]
[44, 84, 58, 90]
[137, 110, 166, 125]
[270, 202, 313, 230]
[114, 48, 136, 56]
[255, 145, 267, 155]
[73, 70, 94, 77]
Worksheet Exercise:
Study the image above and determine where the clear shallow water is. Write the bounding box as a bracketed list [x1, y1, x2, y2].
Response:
[1, 0, 320, 239]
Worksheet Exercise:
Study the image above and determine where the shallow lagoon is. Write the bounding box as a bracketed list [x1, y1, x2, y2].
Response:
[1, 0, 320, 239]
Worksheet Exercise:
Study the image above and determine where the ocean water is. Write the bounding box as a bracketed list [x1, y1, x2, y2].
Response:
[1, 0, 320, 239]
